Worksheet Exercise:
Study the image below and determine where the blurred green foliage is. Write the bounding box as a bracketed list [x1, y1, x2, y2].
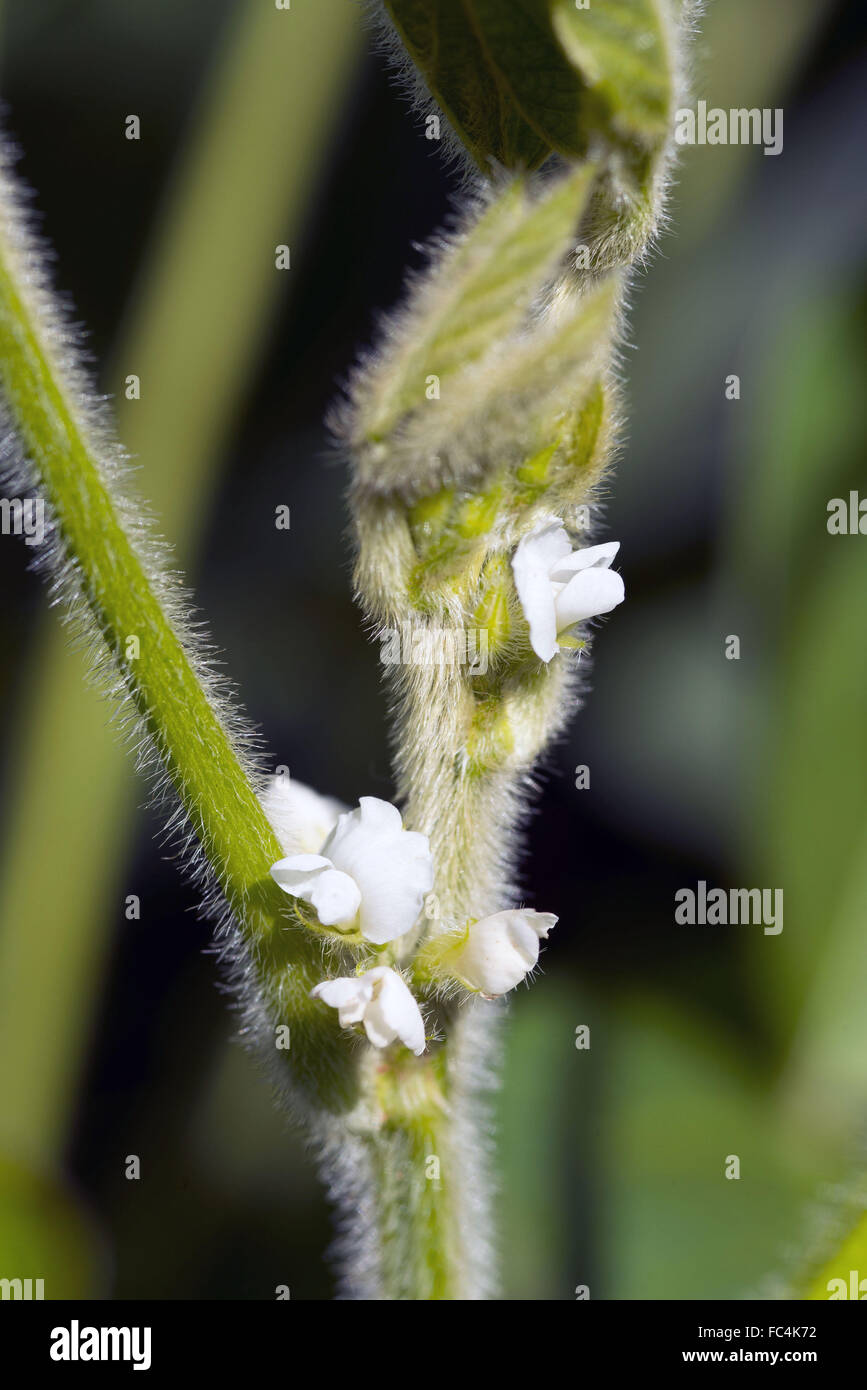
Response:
[0, 1155, 106, 1298]
[0, 0, 864, 1300]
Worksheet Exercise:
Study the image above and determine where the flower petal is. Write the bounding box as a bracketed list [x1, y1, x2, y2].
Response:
[322, 797, 434, 945]
[270, 854, 361, 929]
[520, 910, 559, 940]
[310, 975, 373, 1026]
[511, 520, 572, 663]
[261, 776, 346, 856]
[548, 540, 620, 582]
[552, 565, 625, 631]
[311, 968, 425, 1054]
[455, 909, 558, 995]
[363, 967, 426, 1055]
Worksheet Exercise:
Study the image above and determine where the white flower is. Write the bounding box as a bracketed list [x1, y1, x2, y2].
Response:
[311, 967, 426, 1055]
[452, 909, 558, 996]
[270, 795, 433, 944]
[261, 775, 346, 855]
[512, 519, 625, 662]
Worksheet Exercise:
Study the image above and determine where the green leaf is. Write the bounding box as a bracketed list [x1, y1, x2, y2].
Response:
[384, 0, 551, 171]
[366, 272, 619, 504]
[385, 0, 675, 169]
[356, 161, 599, 459]
[550, 0, 673, 149]
[432, 272, 618, 474]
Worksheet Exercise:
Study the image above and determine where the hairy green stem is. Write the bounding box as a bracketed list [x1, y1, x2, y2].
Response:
[0, 0, 362, 1166]
[0, 149, 475, 1297]
[344, 16, 682, 1282]
[351, 1017, 495, 1300]
[0, 187, 357, 1111]
[368, 1061, 455, 1298]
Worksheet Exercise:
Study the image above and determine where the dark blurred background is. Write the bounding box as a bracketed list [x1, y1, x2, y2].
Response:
[0, 0, 865, 1299]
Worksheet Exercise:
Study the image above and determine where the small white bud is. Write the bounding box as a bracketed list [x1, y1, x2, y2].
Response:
[452, 909, 558, 995]
[512, 519, 625, 662]
[311, 966, 426, 1055]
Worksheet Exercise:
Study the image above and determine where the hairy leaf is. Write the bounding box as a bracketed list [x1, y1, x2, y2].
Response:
[383, 0, 551, 170]
[385, 0, 676, 169]
[356, 162, 598, 454]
